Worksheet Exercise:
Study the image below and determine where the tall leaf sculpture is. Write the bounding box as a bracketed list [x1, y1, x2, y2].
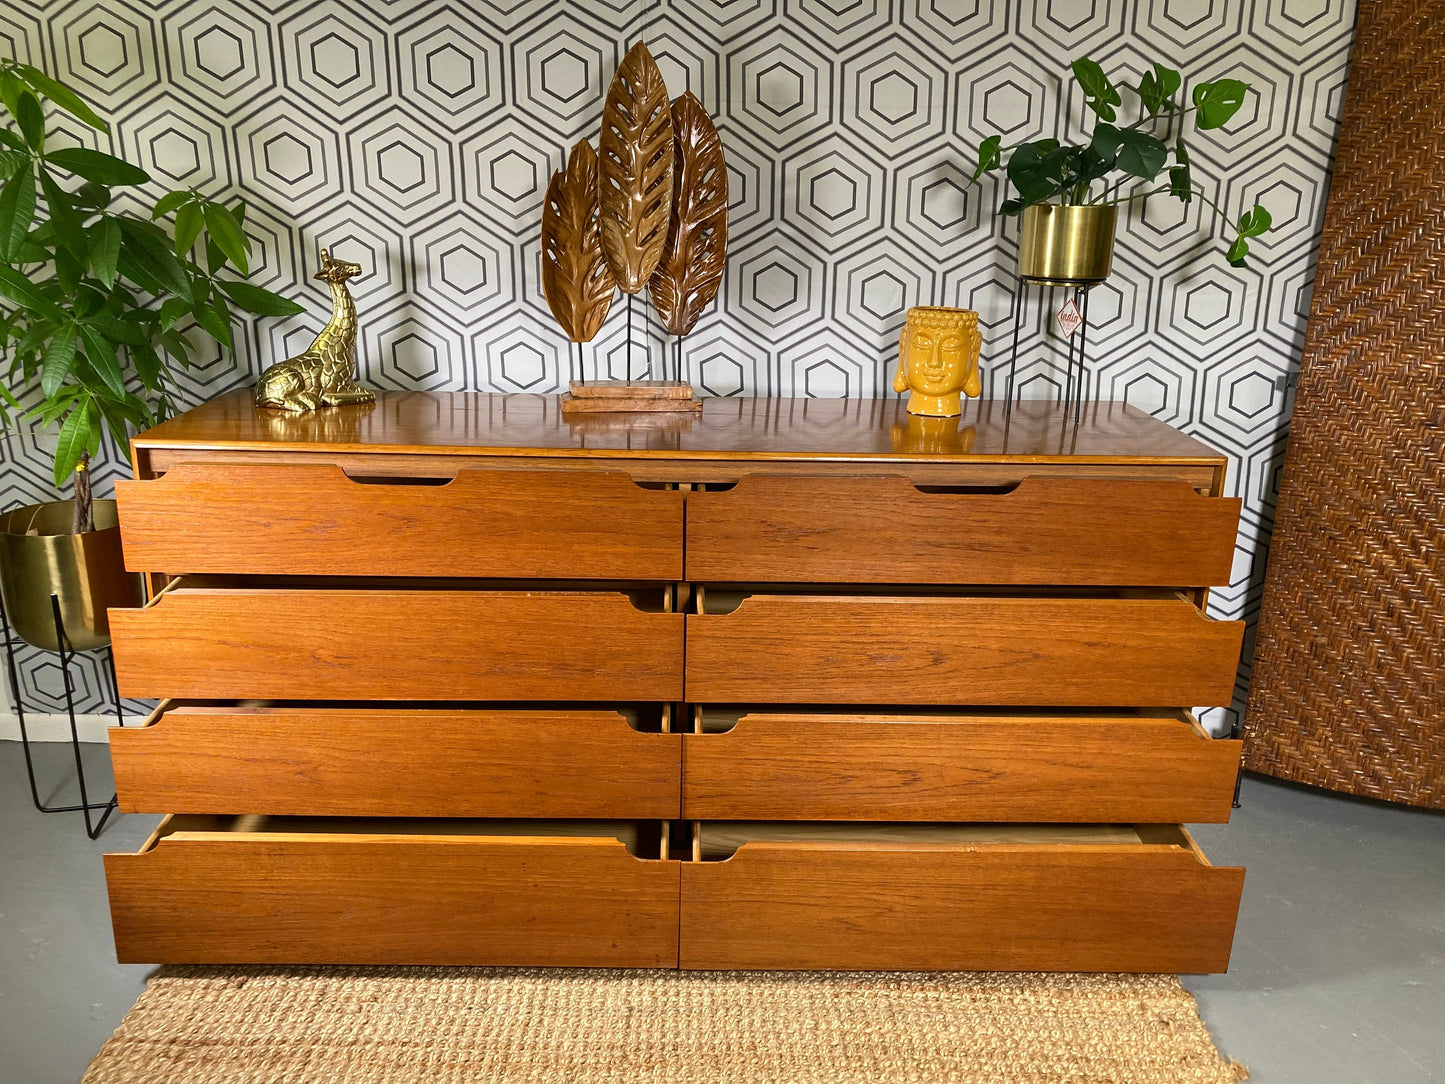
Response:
[540, 139, 615, 351]
[597, 42, 674, 293]
[649, 92, 728, 344]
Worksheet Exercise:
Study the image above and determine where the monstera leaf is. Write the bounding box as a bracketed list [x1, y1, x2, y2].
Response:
[597, 42, 674, 293]
[540, 139, 615, 343]
[649, 92, 728, 337]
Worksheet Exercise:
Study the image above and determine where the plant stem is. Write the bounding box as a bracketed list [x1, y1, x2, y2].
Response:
[1189, 187, 1238, 229]
[1124, 103, 1196, 132]
[1089, 184, 1170, 207]
[70, 452, 93, 534]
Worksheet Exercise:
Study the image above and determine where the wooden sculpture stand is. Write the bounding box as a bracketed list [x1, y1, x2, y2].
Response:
[102, 392, 1246, 972]
[560, 380, 703, 414]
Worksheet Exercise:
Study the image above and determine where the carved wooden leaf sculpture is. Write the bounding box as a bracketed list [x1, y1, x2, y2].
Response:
[540, 139, 615, 342]
[649, 92, 729, 336]
[598, 42, 674, 294]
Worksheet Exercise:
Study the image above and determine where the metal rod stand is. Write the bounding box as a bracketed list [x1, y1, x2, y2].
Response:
[1003, 279, 1028, 412]
[0, 590, 125, 839]
[1003, 276, 1096, 420]
[1231, 714, 1245, 809]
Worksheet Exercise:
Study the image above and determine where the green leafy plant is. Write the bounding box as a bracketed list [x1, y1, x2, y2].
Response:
[971, 58, 1272, 267]
[0, 60, 304, 531]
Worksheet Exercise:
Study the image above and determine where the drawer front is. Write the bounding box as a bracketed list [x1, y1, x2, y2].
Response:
[685, 596, 1244, 706]
[116, 462, 684, 579]
[680, 827, 1243, 972]
[106, 820, 679, 966]
[110, 589, 684, 701]
[114, 705, 682, 818]
[686, 474, 1240, 586]
[683, 713, 1241, 823]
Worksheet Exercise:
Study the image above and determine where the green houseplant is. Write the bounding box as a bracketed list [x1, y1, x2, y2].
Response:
[971, 57, 1273, 281]
[0, 61, 303, 649]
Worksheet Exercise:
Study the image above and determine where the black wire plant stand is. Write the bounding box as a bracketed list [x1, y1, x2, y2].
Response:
[1002, 277, 1097, 423]
[0, 589, 125, 839]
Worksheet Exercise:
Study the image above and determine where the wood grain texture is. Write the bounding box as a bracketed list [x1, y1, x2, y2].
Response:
[115, 462, 684, 579]
[694, 822, 1141, 857]
[686, 474, 1240, 586]
[649, 92, 728, 336]
[131, 393, 1227, 470]
[107, 391, 1247, 972]
[112, 705, 681, 818]
[679, 833, 1243, 972]
[598, 42, 674, 293]
[110, 588, 684, 700]
[685, 595, 1244, 706]
[559, 393, 702, 413]
[682, 713, 1241, 822]
[107, 830, 679, 966]
[569, 379, 695, 399]
[540, 139, 615, 342]
[142, 448, 1220, 489]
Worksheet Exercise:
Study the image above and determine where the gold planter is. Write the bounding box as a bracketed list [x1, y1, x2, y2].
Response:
[0, 500, 143, 651]
[1017, 204, 1118, 284]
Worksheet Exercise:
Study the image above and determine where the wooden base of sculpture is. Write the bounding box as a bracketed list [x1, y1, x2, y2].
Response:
[562, 380, 703, 414]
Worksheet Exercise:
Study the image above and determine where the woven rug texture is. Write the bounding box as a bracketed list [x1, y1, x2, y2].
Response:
[82, 966, 1245, 1084]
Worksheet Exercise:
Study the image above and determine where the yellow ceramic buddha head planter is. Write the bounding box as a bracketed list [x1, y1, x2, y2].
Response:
[893, 306, 983, 417]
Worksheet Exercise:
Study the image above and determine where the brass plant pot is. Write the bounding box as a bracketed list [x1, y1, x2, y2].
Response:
[0, 500, 143, 651]
[1017, 203, 1118, 284]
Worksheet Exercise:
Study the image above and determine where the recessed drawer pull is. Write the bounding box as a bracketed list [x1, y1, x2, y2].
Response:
[115, 462, 684, 579]
[685, 594, 1244, 707]
[685, 473, 1240, 586]
[682, 710, 1241, 823]
[679, 822, 1244, 972]
[112, 704, 683, 819]
[106, 816, 680, 966]
[110, 588, 685, 701]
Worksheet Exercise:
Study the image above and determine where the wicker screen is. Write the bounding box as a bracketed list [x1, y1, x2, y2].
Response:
[1243, 0, 1445, 807]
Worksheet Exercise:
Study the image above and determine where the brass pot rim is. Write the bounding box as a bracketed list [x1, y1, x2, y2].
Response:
[0, 498, 121, 538]
[1021, 202, 1118, 214]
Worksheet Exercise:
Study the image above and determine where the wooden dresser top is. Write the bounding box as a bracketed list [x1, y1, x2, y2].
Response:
[134, 391, 1224, 466]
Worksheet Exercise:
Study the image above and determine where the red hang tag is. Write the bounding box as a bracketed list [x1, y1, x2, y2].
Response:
[1056, 298, 1083, 337]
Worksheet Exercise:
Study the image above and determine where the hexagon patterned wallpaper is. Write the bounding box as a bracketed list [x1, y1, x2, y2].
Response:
[0, 0, 1357, 734]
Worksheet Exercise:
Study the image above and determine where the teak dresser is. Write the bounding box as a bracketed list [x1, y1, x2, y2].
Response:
[104, 391, 1247, 972]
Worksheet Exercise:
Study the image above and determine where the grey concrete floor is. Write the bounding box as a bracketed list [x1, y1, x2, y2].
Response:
[2, 740, 1442, 1084]
[1184, 775, 1443, 1082]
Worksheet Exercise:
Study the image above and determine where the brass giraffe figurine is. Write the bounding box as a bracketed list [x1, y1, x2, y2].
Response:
[255, 248, 376, 411]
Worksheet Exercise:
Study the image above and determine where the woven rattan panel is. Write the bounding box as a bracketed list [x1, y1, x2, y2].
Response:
[1244, 0, 1445, 807]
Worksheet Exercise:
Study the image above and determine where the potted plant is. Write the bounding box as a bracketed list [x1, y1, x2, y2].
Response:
[0, 61, 302, 650]
[971, 58, 1273, 282]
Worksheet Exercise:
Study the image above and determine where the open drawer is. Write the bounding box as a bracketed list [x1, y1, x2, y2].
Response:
[115, 462, 684, 579]
[685, 591, 1244, 706]
[109, 581, 684, 701]
[683, 709, 1241, 823]
[113, 703, 682, 818]
[106, 817, 679, 965]
[680, 823, 1244, 972]
[685, 473, 1240, 586]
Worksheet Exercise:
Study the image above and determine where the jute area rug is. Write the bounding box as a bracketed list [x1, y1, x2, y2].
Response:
[83, 967, 1246, 1084]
